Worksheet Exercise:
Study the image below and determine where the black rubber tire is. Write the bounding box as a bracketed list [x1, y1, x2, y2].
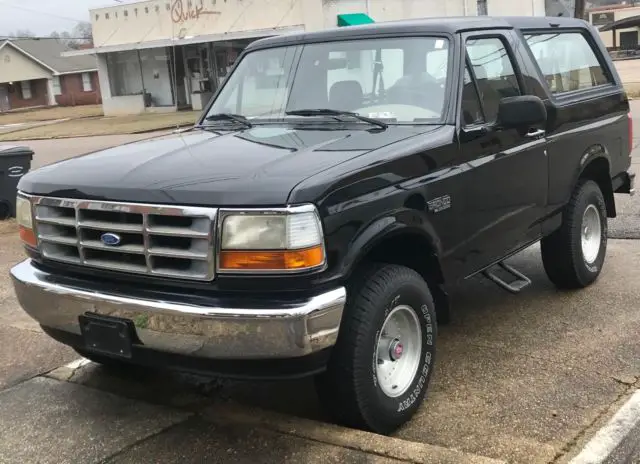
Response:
[540, 179, 608, 289]
[315, 264, 437, 435]
[0, 200, 10, 220]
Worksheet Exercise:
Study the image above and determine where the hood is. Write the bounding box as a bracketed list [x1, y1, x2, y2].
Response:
[18, 125, 440, 206]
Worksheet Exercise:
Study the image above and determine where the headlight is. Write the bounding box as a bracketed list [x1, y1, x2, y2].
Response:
[16, 195, 37, 248]
[219, 205, 325, 272]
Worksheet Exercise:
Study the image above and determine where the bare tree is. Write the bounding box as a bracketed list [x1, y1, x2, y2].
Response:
[72, 22, 93, 42]
[49, 22, 92, 49]
[5, 29, 36, 38]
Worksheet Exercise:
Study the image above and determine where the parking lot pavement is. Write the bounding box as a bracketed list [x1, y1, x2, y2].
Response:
[0, 226, 77, 389]
[0, 118, 638, 463]
[0, 239, 634, 464]
[163, 240, 637, 464]
[0, 369, 500, 464]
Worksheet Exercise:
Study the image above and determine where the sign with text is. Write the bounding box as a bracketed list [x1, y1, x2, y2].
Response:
[171, 0, 220, 24]
[591, 12, 614, 26]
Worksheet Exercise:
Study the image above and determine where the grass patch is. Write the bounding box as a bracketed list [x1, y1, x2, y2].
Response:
[0, 105, 103, 125]
[0, 111, 199, 141]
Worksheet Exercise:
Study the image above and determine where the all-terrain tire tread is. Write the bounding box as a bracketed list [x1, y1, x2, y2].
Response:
[540, 179, 605, 289]
[316, 263, 433, 432]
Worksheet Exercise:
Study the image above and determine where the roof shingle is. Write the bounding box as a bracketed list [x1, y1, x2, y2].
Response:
[4, 39, 97, 74]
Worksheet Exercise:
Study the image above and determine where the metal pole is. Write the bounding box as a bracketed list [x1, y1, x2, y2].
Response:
[575, 0, 585, 19]
[137, 49, 146, 106]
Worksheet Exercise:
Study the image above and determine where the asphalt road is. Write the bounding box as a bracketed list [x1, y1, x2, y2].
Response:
[0, 108, 638, 463]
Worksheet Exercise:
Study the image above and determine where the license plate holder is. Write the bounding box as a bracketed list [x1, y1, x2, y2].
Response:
[79, 313, 135, 359]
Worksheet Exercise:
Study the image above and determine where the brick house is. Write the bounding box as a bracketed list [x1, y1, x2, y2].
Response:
[0, 39, 101, 112]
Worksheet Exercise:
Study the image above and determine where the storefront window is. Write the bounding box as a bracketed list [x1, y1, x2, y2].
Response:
[107, 51, 144, 97]
[138, 48, 175, 106]
[106, 48, 175, 106]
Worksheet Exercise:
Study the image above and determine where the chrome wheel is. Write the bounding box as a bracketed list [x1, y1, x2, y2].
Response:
[375, 305, 422, 398]
[581, 204, 602, 264]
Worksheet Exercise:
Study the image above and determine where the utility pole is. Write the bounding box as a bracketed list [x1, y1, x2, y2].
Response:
[574, 0, 586, 19]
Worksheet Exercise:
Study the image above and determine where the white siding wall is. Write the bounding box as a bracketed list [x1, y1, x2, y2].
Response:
[91, 0, 546, 48]
[0, 46, 51, 84]
[92, 0, 305, 47]
[485, 0, 545, 16]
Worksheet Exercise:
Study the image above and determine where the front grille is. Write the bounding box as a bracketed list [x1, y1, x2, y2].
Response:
[31, 196, 218, 281]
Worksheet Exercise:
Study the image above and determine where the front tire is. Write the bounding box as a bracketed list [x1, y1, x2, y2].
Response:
[315, 264, 437, 435]
[541, 179, 608, 289]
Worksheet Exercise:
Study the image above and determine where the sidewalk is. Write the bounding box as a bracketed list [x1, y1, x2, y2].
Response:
[0, 368, 501, 464]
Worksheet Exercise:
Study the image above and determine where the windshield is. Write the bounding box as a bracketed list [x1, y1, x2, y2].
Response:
[206, 36, 450, 125]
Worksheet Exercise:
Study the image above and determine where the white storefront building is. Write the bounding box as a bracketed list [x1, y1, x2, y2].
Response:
[66, 0, 546, 116]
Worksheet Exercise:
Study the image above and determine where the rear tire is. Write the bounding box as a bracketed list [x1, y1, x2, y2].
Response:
[541, 180, 608, 289]
[315, 264, 437, 435]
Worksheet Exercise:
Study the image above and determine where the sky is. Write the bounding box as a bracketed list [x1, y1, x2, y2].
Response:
[0, 0, 130, 36]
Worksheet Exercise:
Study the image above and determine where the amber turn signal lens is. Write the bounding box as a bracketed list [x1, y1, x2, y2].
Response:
[219, 246, 324, 271]
[19, 226, 37, 248]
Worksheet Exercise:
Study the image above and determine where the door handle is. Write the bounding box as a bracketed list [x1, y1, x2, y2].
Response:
[525, 128, 545, 138]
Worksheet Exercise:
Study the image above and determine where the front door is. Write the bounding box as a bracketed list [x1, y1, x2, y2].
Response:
[457, 33, 548, 276]
[0, 85, 9, 112]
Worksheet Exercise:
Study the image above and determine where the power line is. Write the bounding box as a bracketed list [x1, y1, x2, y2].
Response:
[0, 0, 87, 23]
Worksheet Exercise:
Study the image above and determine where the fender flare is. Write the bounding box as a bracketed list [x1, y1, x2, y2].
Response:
[338, 209, 444, 282]
[575, 144, 610, 183]
[572, 145, 615, 216]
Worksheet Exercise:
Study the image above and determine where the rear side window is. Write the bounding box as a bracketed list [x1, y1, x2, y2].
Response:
[524, 32, 612, 94]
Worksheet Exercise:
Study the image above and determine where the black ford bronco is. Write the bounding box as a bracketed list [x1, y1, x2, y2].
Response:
[11, 16, 635, 435]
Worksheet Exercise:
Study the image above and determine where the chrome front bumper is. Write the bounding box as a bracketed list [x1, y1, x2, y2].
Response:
[10, 259, 346, 360]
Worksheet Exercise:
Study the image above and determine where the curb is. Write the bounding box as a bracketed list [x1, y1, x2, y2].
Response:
[48, 359, 505, 464]
[569, 389, 640, 464]
[202, 401, 506, 464]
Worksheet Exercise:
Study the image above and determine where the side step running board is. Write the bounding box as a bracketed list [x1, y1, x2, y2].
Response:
[482, 261, 532, 294]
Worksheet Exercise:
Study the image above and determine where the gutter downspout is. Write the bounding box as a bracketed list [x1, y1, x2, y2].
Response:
[463, 0, 468, 16]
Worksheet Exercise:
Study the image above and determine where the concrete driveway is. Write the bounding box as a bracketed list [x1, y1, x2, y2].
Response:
[0, 106, 638, 463]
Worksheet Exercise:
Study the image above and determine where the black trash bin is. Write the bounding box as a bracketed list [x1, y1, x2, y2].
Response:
[0, 145, 34, 220]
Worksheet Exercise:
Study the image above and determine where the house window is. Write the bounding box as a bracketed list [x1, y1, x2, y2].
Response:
[21, 81, 32, 99]
[82, 73, 92, 92]
[52, 76, 62, 95]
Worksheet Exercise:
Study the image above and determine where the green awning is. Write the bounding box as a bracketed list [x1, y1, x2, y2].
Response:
[337, 13, 374, 27]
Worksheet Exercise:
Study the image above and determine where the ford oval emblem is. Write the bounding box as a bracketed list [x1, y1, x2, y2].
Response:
[100, 232, 122, 246]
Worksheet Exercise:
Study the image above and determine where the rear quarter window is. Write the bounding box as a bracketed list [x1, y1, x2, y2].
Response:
[524, 32, 612, 95]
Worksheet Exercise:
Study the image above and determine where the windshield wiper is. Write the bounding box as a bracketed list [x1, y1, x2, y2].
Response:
[203, 113, 252, 128]
[286, 109, 388, 130]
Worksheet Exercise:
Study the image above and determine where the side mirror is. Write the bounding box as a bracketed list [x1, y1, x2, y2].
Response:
[497, 95, 547, 129]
